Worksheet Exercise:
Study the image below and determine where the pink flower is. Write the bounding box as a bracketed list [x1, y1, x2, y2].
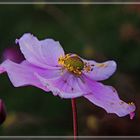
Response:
[0, 33, 135, 118]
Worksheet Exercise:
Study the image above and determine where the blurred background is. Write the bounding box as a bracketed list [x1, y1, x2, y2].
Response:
[0, 4, 140, 136]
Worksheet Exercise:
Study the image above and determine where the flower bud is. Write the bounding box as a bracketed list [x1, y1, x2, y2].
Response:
[0, 99, 6, 125]
[3, 45, 25, 63]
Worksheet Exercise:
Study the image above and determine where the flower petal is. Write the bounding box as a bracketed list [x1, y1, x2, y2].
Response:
[35, 72, 86, 99]
[130, 112, 135, 120]
[17, 33, 47, 68]
[40, 39, 65, 66]
[0, 67, 5, 74]
[17, 33, 64, 68]
[0, 60, 61, 91]
[83, 59, 117, 81]
[82, 75, 136, 117]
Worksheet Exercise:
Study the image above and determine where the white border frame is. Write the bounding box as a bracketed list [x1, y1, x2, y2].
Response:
[0, 2, 140, 4]
[0, 136, 140, 138]
[0, 2, 139, 139]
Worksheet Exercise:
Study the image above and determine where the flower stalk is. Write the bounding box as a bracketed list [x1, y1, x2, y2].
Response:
[71, 98, 78, 140]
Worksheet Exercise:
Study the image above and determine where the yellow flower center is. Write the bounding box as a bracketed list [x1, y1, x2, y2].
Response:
[58, 54, 91, 75]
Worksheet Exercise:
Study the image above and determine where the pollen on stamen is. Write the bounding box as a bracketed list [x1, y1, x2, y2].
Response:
[84, 62, 92, 73]
[58, 54, 94, 75]
[58, 54, 85, 75]
[97, 63, 108, 68]
[129, 102, 134, 105]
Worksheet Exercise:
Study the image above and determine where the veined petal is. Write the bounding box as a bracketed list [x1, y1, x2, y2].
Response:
[35, 72, 86, 99]
[17, 33, 64, 69]
[83, 59, 117, 81]
[17, 33, 47, 68]
[40, 39, 65, 66]
[82, 75, 136, 117]
[0, 60, 61, 91]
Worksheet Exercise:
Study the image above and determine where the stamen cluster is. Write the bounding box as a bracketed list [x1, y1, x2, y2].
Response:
[58, 54, 91, 75]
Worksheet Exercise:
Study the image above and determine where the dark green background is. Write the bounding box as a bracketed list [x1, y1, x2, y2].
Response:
[0, 4, 140, 136]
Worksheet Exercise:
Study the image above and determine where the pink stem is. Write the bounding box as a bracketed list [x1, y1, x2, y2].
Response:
[71, 98, 78, 140]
